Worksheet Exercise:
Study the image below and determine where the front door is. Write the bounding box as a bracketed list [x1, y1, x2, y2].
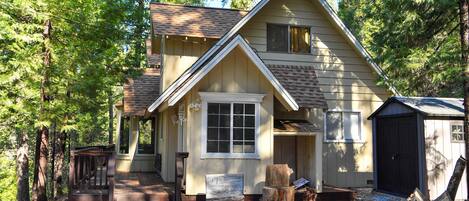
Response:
[376, 115, 419, 197]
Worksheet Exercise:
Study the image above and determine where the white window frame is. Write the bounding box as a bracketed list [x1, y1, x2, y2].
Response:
[324, 110, 364, 143]
[450, 123, 465, 143]
[136, 117, 157, 156]
[199, 92, 264, 159]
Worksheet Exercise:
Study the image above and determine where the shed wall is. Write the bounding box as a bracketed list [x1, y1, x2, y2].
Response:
[424, 119, 467, 200]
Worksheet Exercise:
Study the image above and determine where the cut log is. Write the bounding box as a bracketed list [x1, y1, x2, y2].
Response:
[261, 186, 278, 201]
[434, 191, 451, 201]
[407, 188, 427, 201]
[265, 164, 292, 187]
[446, 156, 467, 200]
[277, 186, 294, 201]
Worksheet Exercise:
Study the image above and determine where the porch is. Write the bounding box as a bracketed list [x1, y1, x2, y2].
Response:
[68, 145, 355, 201]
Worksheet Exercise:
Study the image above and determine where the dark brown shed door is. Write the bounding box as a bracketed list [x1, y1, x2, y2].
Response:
[376, 115, 419, 197]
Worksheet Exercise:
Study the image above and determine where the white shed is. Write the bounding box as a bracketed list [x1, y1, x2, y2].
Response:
[368, 97, 466, 200]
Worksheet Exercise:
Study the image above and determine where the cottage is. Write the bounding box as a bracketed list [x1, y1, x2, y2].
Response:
[115, 0, 397, 197]
[368, 97, 467, 199]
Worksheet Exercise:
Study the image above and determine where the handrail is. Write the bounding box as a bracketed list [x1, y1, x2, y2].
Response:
[69, 144, 116, 201]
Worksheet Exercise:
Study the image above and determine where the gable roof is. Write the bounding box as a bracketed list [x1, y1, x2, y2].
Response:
[148, 0, 399, 113]
[166, 35, 300, 111]
[150, 3, 248, 38]
[268, 64, 327, 108]
[368, 96, 464, 119]
[124, 68, 161, 116]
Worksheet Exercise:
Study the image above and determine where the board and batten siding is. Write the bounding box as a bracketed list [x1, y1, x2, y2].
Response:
[239, 0, 391, 187]
[424, 119, 467, 200]
[181, 47, 275, 195]
[161, 37, 217, 91]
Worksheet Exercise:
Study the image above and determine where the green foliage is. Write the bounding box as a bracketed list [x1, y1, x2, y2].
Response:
[0, 0, 152, 199]
[0, 153, 16, 200]
[339, 0, 462, 97]
[230, 0, 253, 9]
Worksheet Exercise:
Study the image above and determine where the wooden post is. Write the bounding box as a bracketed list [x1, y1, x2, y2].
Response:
[175, 152, 189, 201]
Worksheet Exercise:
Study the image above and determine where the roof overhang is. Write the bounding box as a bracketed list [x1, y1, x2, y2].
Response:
[166, 35, 299, 111]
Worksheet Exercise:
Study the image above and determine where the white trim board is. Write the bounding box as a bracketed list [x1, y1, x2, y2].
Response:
[167, 35, 299, 111]
[147, 0, 400, 113]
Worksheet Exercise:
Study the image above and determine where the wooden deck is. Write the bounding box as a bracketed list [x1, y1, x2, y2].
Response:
[113, 172, 355, 201]
[114, 172, 174, 201]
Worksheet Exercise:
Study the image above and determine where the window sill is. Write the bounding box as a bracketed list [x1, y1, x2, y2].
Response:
[324, 140, 365, 144]
[201, 153, 260, 160]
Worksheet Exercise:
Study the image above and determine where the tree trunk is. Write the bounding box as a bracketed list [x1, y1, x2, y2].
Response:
[108, 90, 113, 144]
[53, 131, 66, 199]
[17, 130, 30, 201]
[460, 0, 469, 200]
[32, 19, 51, 201]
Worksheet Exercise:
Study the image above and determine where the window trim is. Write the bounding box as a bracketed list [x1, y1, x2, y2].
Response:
[266, 23, 312, 54]
[117, 115, 131, 156]
[199, 92, 264, 159]
[323, 110, 364, 143]
[136, 117, 157, 156]
[450, 123, 465, 143]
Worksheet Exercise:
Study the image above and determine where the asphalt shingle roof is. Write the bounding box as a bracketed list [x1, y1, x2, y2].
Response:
[267, 64, 328, 109]
[150, 3, 248, 38]
[124, 68, 161, 116]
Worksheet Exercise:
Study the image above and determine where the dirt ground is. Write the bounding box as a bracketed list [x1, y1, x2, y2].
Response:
[353, 188, 406, 201]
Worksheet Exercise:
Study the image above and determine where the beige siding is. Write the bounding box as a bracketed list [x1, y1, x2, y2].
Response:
[240, 0, 390, 187]
[424, 119, 467, 200]
[116, 116, 157, 172]
[181, 47, 275, 195]
[162, 36, 216, 90]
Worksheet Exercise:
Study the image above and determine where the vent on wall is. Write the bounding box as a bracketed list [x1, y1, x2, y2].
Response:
[367, 180, 373, 185]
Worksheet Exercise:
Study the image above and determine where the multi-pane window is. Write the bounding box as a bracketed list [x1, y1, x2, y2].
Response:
[325, 111, 362, 142]
[207, 103, 231, 153]
[267, 24, 311, 53]
[138, 118, 155, 154]
[233, 103, 256, 153]
[119, 117, 130, 154]
[206, 102, 258, 155]
[451, 124, 464, 143]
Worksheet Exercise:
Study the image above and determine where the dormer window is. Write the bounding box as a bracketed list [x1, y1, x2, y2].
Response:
[267, 24, 311, 54]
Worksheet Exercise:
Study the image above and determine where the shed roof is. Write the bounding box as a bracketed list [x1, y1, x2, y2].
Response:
[124, 68, 161, 116]
[369, 96, 464, 119]
[150, 3, 248, 38]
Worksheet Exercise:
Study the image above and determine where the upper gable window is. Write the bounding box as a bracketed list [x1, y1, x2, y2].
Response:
[267, 24, 311, 54]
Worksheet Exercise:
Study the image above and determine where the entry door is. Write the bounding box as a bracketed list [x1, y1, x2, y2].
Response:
[274, 136, 297, 182]
[376, 115, 419, 197]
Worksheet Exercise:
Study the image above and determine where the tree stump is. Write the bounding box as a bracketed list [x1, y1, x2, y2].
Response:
[265, 164, 291, 187]
[277, 186, 295, 201]
[262, 186, 279, 201]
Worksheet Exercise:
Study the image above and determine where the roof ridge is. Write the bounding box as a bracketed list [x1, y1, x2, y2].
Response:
[150, 2, 249, 12]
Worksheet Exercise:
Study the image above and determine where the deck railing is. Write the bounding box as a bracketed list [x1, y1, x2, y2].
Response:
[69, 145, 116, 201]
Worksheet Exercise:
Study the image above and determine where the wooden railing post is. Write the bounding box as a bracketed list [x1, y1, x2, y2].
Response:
[175, 152, 189, 201]
[107, 150, 116, 201]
